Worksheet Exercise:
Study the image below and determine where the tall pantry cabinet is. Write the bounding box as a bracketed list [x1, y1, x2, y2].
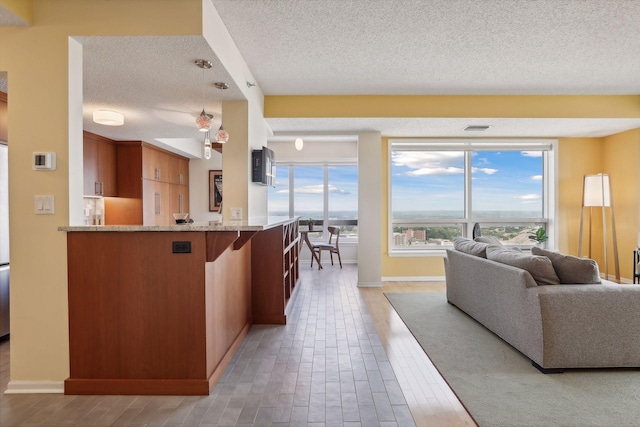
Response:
[116, 142, 190, 226]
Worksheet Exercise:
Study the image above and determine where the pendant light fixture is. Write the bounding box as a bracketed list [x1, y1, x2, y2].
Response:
[195, 59, 213, 132]
[203, 131, 212, 160]
[214, 124, 229, 143]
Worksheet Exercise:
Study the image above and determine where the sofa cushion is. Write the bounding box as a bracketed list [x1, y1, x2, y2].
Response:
[531, 247, 601, 284]
[475, 236, 503, 245]
[454, 237, 489, 258]
[486, 245, 560, 286]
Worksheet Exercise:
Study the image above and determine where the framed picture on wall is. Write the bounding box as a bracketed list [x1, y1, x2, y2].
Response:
[209, 170, 222, 212]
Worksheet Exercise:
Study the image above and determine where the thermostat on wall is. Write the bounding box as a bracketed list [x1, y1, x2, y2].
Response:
[33, 152, 56, 170]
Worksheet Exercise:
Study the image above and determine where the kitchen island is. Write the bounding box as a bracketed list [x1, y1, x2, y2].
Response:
[59, 216, 299, 395]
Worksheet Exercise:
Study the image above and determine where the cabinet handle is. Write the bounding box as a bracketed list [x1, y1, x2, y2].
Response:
[155, 192, 161, 215]
[179, 173, 183, 185]
[154, 168, 159, 180]
[95, 182, 100, 195]
[179, 194, 183, 213]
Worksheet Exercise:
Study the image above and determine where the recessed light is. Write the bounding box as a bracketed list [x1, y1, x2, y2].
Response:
[464, 125, 491, 131]
[214, 82, 229, 90]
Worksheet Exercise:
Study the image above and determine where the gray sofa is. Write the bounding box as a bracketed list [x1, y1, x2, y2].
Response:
[445, 246, 640, 372]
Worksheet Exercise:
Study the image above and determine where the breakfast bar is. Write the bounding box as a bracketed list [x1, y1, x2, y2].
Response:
[59, 216, 299, 395]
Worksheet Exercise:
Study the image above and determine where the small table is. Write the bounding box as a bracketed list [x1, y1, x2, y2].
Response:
[300, 229, 322, 269]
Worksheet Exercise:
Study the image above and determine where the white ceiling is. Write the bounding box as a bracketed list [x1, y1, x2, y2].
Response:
[2, 0, 640, 147]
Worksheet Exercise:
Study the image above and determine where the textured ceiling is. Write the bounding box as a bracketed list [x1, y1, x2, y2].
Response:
[212, 0, 640, 96]
[80, 36, 244, 153]
[2, 1, 640, 148]
[0, 6, 29, 26]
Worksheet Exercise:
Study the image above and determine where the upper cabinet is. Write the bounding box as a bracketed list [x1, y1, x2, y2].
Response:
[142, 145, 170, 182]
[169, 156, 189, 186]
[0, 92, 7, 142]
[83, 132, 117, 197]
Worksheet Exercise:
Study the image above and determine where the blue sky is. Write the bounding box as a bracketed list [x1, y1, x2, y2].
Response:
[391, 150, 543, 215]
[268, 165, 358, 215]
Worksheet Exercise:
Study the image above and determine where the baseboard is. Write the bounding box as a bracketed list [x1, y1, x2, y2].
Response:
[382, 276, 446, 282]
[357, 281, 382, 287]
[5, 380, 65, 394]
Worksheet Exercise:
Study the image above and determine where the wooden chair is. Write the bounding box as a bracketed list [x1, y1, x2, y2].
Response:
[311, 226, 342, 269]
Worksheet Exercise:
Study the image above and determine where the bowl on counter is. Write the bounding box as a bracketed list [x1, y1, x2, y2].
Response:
[173, 213, 189, 224]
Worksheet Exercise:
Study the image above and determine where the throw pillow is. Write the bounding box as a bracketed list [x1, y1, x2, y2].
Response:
[474, 236, 503, 246]
[531, 247, 601, 284]
[453, 237, 489, 258]
[486, 245, 560, 286]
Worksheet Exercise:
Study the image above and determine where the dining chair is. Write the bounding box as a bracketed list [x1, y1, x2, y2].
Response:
[311, 226, 342, 269]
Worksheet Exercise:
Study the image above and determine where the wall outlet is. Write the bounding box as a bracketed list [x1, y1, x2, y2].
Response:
[230, 207, 242, 220]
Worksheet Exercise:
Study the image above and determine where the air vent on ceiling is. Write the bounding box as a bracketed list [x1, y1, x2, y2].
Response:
[464, 125, 492, 131]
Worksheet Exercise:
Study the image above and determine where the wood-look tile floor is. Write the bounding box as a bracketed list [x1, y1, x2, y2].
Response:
[0, 265, 475, 427]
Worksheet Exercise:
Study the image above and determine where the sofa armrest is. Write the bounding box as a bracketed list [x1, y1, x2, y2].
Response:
[536, 284, 640, 368]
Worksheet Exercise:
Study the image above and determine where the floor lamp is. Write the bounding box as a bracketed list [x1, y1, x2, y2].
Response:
[578, 173, 619, 282]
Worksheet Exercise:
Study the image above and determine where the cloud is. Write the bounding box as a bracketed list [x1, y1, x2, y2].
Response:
[407, 167, 463, 176]
[516, 194, 541, 200]
[280, 184, 350, 195]
[392, 151, 463, 170]
[531, 175, 542, 181]
[471, 167, 498, 175]
[522, 151, 542, 157]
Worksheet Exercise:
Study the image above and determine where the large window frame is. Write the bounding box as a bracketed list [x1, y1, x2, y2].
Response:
[388, 139, 556, 256]
[269, 162, 358, 244]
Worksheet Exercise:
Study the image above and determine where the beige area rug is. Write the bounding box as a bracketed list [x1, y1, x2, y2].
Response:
[385, 292, 640, 427]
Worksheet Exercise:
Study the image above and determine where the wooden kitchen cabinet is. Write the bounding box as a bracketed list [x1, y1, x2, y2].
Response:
[116, 141, 189, 225]
[142, 146, 170, 182]
[83, 132, 117, 197]
[142, 180, 170, 226]
[170, 184, 189, 216]
[169, 156, 189, 186]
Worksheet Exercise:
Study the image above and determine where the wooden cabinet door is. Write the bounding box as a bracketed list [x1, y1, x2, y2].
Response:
[143, 180, 170, 226]
[170, 185, 189, 217]
[98, 141, 117, 197]
[83, 137, 99, 195]
[169, 156, 189, 186]
[142, 146, 170, 182]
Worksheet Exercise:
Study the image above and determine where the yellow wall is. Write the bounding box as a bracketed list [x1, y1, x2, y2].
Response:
[603, 129, 640, 280]
[0, 0, 201, 383]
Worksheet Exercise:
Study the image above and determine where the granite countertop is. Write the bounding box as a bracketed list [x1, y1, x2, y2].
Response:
[58, 216, 298, 232]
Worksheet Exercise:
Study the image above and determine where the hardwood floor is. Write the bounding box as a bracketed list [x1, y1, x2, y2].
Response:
[0, 265, 475, 426]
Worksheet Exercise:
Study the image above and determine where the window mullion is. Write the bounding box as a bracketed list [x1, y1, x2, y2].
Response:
[289, 165, 294, 218]
[323, 164, 329, 233]
[465, 151, 473, 237]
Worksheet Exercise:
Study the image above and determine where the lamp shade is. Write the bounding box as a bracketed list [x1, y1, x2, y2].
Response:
[583, 173, 611, 207]
[93, 110, 124, 126]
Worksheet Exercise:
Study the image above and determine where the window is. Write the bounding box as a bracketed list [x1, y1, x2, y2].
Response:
[389, 140, 554, 253]
[268, 163, 358, 242]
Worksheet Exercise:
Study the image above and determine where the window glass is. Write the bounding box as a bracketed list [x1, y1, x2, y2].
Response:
[472, 151, 543, 219]
[293, 165, 324, 221]
[391, 151, 465, 220]
[268, 165, 289, 217]
[328, 165, 358, 241]
[392, 225, 463, 248]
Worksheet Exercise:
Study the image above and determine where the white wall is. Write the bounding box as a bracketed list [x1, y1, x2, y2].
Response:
[189, 149, 222, 222]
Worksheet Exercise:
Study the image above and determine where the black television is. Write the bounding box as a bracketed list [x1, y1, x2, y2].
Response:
[252, 146, 275, 186]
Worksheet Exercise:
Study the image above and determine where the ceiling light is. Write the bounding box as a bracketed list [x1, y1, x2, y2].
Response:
[464, 125, 491, 131]
[295, 137, 304, 151]
[93, 110, 124, 126]
[195, 59, 213, 132]
[215, 124, 229, 144]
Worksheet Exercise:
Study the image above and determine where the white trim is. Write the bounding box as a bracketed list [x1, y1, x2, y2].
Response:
[382, 276, 446, 282]
[5, 380, 65, 394]
[357, 281, 382, 287]
[388, 249, 447, 257]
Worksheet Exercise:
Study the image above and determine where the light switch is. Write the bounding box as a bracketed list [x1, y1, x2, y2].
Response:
[34, 195, 54, 215]
[230, 207, 242, 220]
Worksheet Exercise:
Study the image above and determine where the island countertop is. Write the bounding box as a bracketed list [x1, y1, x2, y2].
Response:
[58, 216, 298, 232]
